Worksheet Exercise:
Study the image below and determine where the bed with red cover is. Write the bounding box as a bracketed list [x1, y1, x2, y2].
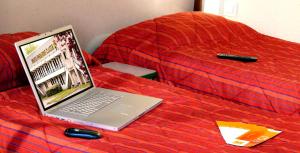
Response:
[93, 12, 300, 116]
[1, 32, 300, 152]
[1, 67, 300, 152]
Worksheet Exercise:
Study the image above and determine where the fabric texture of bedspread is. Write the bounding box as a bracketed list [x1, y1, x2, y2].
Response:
[0, 66, 299, 152]
[93, 12, 300, 116]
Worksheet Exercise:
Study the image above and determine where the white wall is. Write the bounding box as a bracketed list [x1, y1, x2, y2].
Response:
[0, 0, 194, 53]
[203, 0, 300, 43]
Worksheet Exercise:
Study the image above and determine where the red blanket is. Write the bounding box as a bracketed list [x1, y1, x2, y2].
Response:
[0, 66, 299, 152]
[93, 12, 300, 116]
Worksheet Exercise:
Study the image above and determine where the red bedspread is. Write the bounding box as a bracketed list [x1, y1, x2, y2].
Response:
[93, 12, 300, 116]
[0, 66, 299, 152]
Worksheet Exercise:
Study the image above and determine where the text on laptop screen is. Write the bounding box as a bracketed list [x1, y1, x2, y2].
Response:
[19, 29, 93, 110]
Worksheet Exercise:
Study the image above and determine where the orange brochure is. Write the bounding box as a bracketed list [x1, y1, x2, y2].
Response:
[216, 121, 281, 147]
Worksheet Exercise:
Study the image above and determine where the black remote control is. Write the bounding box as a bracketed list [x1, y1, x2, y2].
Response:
[217, 53, 257, 62]
[64, 128, 102, 139]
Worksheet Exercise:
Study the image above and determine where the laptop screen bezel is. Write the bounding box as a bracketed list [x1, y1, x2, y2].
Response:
[18, 27, 94, 111]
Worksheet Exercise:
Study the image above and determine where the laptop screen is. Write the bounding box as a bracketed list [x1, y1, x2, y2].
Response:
[19, 29, 93, 110]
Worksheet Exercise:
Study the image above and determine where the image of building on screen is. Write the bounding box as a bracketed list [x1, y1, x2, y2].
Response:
[25, 30, 91, 106]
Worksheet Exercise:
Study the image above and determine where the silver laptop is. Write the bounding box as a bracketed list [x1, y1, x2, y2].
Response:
[15, 25, 162, 131]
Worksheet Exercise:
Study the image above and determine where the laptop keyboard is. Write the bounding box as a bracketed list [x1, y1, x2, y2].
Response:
[61, 90, 122, 116]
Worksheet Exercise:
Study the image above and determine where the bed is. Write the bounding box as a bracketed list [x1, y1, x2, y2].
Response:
[93, 12, 300, 116]
[2, 65, 300, 152]
[1, 32, 300, 152]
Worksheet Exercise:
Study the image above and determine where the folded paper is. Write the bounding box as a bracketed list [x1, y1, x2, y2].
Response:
[216, 121, 281, 147]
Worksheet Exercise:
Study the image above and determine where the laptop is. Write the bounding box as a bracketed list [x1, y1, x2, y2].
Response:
[15, 25, 162, 131]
